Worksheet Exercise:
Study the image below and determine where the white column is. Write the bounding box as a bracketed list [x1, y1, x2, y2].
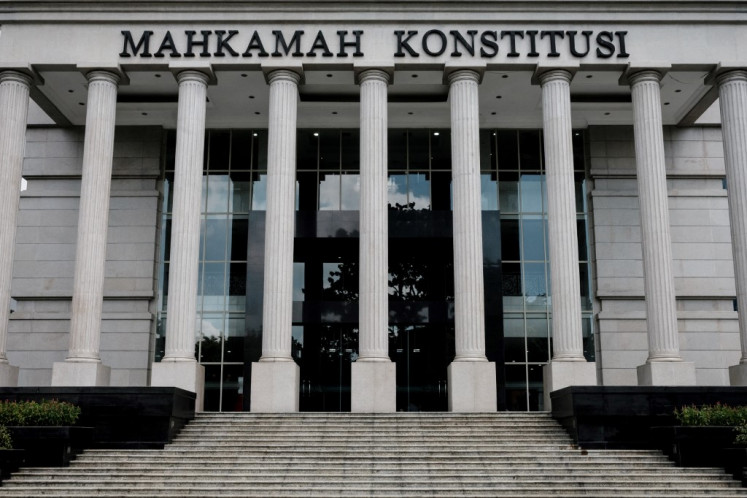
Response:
[250, 69, 301, 412]
[629, 70, 695, 385]
[151, 70, 208, 409]
[51, 71, 120, 387]
[0, 71, 31, 386]
[351, 68, 395, 412]
[717, 70, 747, 385]
[539, 69, 596, 408]
[446, 69, 496, 412]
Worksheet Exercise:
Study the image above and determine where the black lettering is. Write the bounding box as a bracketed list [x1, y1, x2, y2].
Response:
[450, 30, 477, 57]
[242, 31, 269, 57]
[214, 30, 239, 57]
[566, 30, 592, 57]
[615, 31, 630, 58]
[394, 30, 419, 57]
[500, 31, 523, 57]
[540, 30, 564, 57]
[154, 31, 181, 58]
[480, 31, 499, 58]
[422, 29, 447, 56]
[272, 30, 304, 57]
[337, 30, 363, 57]
[120, 30, 153, 57]
[185, 30, 212, 58]
[306, 30, 333, 57]
[596, 31, 615, 58]
[526, 30, 539, 57]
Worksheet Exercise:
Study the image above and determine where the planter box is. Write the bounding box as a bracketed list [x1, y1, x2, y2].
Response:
[0, 449, 25, 480]
[7, 426, 93, 467]
[652, 426, 738, 467]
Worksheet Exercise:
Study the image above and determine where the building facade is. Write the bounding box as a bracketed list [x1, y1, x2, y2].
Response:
[1, 0, 746, 412]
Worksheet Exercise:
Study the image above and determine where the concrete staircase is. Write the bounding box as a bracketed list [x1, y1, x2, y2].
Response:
[1, 412, 746, 497]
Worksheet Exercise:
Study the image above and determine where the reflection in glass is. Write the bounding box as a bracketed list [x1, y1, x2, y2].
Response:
[340, 174, 360, 210]
[293, 263, 305, 301]
[202, 262, 226, 311]
[251, 174, 267, 210]
[387, 174, 408, 208]
[207, 175, 230, 212]
[522, 217, 545, 261]
[319, 174, 341, 211]
[523, 262, 547, 309]
[204, 216, 228, 261]
[230, 173, 251, 213]
[480, 174, 498, 211]
[499, 172, 519, 213]
[520, 174, 543, 213]
[408, 173, 430, 210]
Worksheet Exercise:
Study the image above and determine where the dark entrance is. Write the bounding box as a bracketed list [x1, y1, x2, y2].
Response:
[245, 210, 503, 411]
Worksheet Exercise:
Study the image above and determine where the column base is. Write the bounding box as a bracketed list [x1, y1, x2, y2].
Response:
[447, 361, 497, 412]
[351, 361, 396, 413]
[0, 362, 19, 387]
[51, 360, 111, 387]
[730, 363, 747, 385]
[250, 361, 299, 413]
[151, 360, 205, 411]
[543, 360, 597, 411]
[637, 360, 696, 386]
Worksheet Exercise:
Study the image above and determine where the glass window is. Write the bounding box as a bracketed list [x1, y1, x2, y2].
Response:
[519, 174, 543, 213]
[204, 216, 228, 261]
[408, 173, 430, 210]
[251, 174, 268, 211]
[499, 172, 519, 213]
[521, 217, 545, 261]
[387, 174, 408, 209]
[340, 173, 361, 210]
[500, 218, 520, 261]
[340, 130, 359, 171]
[497, 130, 518, 170]
[230, 172, 251, 213]
[430, 130, 450, 170]
[481, 174, 498, 211]
[319, 174, 341, 211]
[409, 130, 429, 170]
[319, 131, 340, 171]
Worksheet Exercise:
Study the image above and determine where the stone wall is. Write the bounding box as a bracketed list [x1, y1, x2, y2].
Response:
[590, 125, 741, 386]
[8, 126, 162, 387]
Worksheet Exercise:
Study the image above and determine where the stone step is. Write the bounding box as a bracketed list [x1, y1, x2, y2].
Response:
[13, 470, 735, 479]
[6, 476, 739, 487]
[0, 486, 745, 497]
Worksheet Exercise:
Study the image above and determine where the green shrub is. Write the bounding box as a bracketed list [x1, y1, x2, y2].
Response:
[736, 425, 747, 445]
[0, 400, 80, 426]
[0, 426, 12, 450]
[674, 403, 747, 427]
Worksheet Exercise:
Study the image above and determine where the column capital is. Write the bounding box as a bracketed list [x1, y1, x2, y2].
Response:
[627, 69, 664, 86]
[446, 68, 481, 86]
[175, 69, 211, 86]
[84, 70, 121, 86]
[716, 69, 747, 86]
[537, 68, 574, 86]
[0, 70, 33, 87]
[265, 68, 303, 86]
[356, 68, 391, 86]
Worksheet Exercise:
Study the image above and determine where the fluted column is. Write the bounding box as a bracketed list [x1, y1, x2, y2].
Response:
[541, 70, 585, 360]
[629, 70, 695, 385]
[250, 69, 301, 412]
[351, 68, 395, 412]
[718, 70, 747, 385]
[539, 69, 596, 408]
[151, 70, 208, 408]
[446, 69, 496, 412]
[358, 69, 390, 361]
[0, 71, 31, 386]
[51, 71, 119, 386]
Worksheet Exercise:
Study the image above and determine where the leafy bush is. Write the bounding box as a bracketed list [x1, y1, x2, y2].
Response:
[674, 403, 747, 427]
[736, 425, 747, 445]
[0, 400, 80, 426]
[0, 426, 12, 450]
